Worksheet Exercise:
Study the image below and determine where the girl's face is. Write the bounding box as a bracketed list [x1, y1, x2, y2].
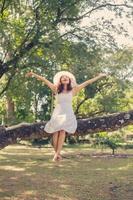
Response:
[60, 75, 70, 85]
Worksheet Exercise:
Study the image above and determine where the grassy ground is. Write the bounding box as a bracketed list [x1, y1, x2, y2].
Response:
[0, 144, 133, 200]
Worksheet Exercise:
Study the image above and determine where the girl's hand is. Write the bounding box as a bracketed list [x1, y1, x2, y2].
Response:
[25, 71, 34, 77]
[98, 73, 107, 78]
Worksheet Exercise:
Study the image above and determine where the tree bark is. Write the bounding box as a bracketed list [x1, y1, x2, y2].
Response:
[6, 95, 16, 124]
[0, 110, 133, 150]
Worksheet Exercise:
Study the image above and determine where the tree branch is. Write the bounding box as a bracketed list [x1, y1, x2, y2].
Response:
[0, 110, 132, 150]
[0, 0, 9, 17]
[0, 70, 16, 97]
[60, 3, 133, 22]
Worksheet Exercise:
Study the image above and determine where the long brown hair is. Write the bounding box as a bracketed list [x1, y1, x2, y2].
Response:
[57, 76, 72, 94]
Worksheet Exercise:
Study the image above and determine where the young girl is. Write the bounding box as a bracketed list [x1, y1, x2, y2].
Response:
[26, 71, 107, 162]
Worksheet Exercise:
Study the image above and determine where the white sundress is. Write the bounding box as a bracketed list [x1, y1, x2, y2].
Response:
[44, 90, 77, 134]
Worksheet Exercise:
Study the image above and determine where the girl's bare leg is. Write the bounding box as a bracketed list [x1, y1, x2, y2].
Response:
[52, 131, 59, 153]
[55, 130, 66, 159]
[52, 131, 62, 161]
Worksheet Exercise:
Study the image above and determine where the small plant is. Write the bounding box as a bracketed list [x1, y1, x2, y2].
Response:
[93, 132, 124, 155]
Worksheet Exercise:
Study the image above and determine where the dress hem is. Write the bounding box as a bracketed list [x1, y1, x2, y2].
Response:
[44, 127, 76, 134]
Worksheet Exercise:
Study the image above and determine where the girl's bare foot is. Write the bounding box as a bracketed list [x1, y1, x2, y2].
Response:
[52, 154, 59, 162]
[52, 153, 63, 162]
[57, 154, 63, 160]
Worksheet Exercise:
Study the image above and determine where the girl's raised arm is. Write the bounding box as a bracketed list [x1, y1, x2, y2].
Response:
[73, 73, 107, 95]
[25, 71, 57, 93]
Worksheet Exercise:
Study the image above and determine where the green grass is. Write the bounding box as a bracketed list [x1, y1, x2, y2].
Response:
[0, 144, 133, 200]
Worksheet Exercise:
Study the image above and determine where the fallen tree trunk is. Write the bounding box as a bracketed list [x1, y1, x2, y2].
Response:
[0, 110, 133, 150]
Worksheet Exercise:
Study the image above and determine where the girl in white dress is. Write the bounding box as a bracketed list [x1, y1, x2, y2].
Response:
[26, 71, 107, 161]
